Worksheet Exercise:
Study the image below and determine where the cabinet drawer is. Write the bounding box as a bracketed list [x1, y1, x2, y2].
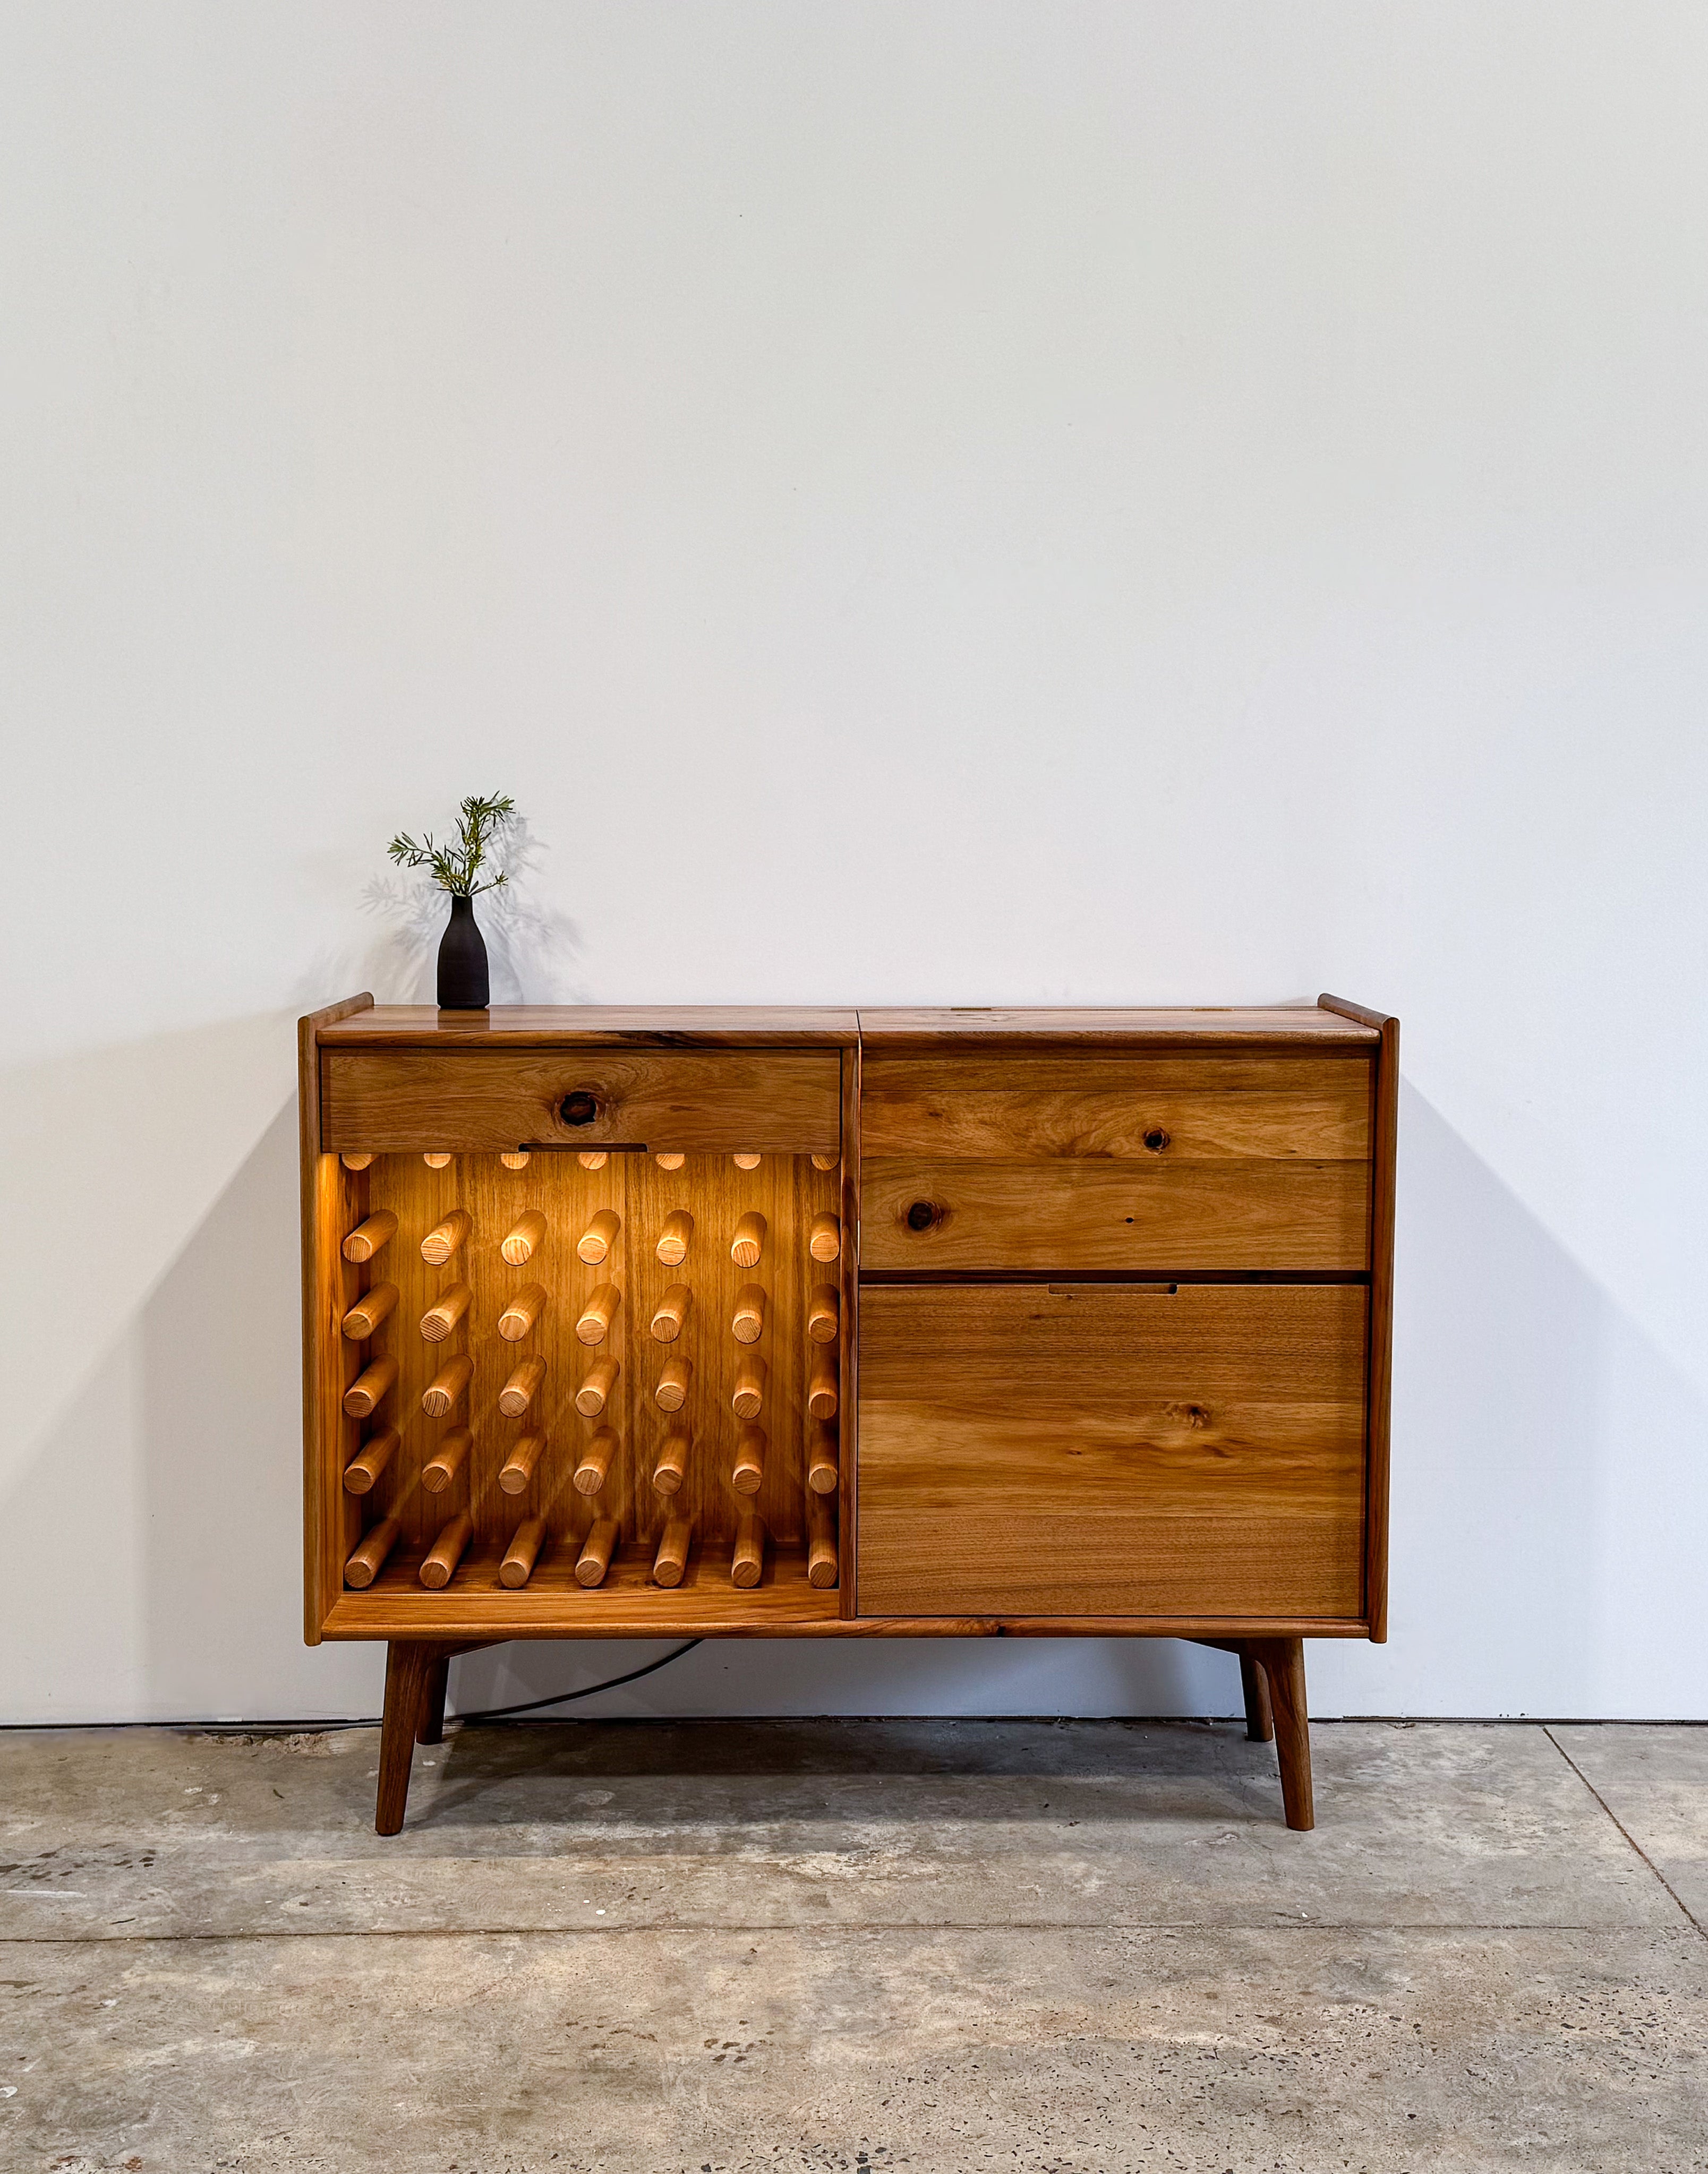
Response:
[320, 1048, 841, 1155]
[860, 1054, 1371, 1271]
[856, 1282, 1367, 1619]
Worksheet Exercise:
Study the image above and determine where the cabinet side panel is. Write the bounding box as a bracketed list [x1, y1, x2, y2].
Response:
[300, 997, 371, 1640]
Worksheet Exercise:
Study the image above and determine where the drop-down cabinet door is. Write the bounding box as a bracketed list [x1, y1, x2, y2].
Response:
[856, 1282, 1367, 1621]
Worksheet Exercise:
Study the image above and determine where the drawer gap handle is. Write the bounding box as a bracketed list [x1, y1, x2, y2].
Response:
[518, 1140, 650, 1154]
[1048, 1282, 1178, 1296]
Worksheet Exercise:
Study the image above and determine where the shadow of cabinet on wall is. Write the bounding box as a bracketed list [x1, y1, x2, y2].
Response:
[300, 997, 1397, 1836]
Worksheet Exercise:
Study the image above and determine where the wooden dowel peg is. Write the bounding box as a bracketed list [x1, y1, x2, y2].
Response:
[340, 1152, 375, 1172]
[499, 1429, 546, 1494]
[807, 1284, 840, 1345]
[500, 1151, 531, 1170]
[498, 1282, 548, 1342]
[575, 1517, 619, 1588]
[419, 1281, 472, 1342]
[574, 1355, 621, 1417]
[577, 1150, 608, 1170]
[656, 1210, 694, 1266]
[807, 1349, 839, 1419]
[653, 1515, 691, 1588]
[343, 1354, 397, 1418]
[654, 1357, 693, 1412]
[501, 1209, 546, 1265]
[420, 1511, 472, 1588]
[344, 1517, 399, 1587]
[650, 1283, 693, 1342]
[731, 1423, 766, 1496]
[809, 1211, 841, 1263]
[575, 1282, 621, 1345]
[655, 1152, 685, 1170]
[343, 1427, 399, 1496]
[810, 1153, 839, 1171]
[730, 1212, 767, 1268]
[807, 1420, 839, 1496]
[341, 1282, 398, 1340]
[497, 1354, 545, 1417]
[423, 1152, 453, 1169]
[732, 1512, 766, 1589]
[500, 1517, 545, 1587]
[731, 1285, 767, 1345]
[808, 1497, 839, 1589]
[732, 1152, 762, 1169]
[652, 1429, 689, 1495]
[341, 1211, 397, 1264]
[576, 1209, 621, 1265]
[421, 1209, 472, 1265]
[422, 1425, 472, 1494]
[731, 1354, 768, 1420]
[573, 1426, 617, 1497]
[422, 1353, 474, 1417]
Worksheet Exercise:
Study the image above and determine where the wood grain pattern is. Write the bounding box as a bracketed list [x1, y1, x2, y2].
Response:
[421, 1425, 471, 1493]
[321, 1048, 841, 1153]
[319, 1006, 859, 1048]
[300, 993, 373, 1642]
[861, 1155, 1369, 1273]
[860, 1055, 1371, 1160]
[419, 1283, 470, 1343]
[343, 1354, 397, 1419]
[420, 1210, 471, 1266]
[499, 1430, 547, 1495]
[341, 1211, 397, 1264]
[732, 1423, 766, 1495]
[574, 1354, 620, 1417]
[576, 1517, 619, 1588]
[501, 1209, 546, 1265]
[808, 1497, 838, 1589]
[342, 1283, 398, 1340]
[856, 1007, 1378, 1048]
[573, 1425, 617, 1497]
[421, 1512, 473, 1588]
[857, 1282, 1366, 1618]
[501, 1518, 545, 1588]
[732, 1512, 766, 1589]
[576, 1209, 620, 1265]
[1320, 994, 1398, 1645]
[343, 1427, 398, 1496]
[730, 1212, 766, 1268]
[344, 1517, 399, 1588]
[653, 1517, 692, 1588]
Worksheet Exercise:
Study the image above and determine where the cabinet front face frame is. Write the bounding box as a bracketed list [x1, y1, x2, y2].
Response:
[302, 1002, 1393, 1646]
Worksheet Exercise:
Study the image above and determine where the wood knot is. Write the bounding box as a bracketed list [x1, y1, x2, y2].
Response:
[904, 1199, 941, 1233]
[1165, 1400, 1210, 1429]
[1143, 1127, 1171, 1153]
[559, 1090, 600, 1127]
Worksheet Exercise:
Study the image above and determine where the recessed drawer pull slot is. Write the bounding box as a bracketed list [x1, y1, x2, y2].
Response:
[1048, 1282, 1178, 1296]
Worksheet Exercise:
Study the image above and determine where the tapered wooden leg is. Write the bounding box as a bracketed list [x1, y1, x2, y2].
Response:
[1239, 1651, 1274, 1743]
[377, 1642, 435, 1836]
[1247, 1638, 1312, 1830]
[417, 1655, 451, 1746]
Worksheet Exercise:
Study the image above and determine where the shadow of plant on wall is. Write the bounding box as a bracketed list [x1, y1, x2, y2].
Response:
[320, 815, 587, 1007]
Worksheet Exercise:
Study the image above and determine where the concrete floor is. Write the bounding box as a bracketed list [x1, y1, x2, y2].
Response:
[1, 1718, 1704, 2172]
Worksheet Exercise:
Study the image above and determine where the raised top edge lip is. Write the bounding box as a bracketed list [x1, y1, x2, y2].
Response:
[853, 1006, 1382, 1044]
[314, 1005, 862, 1047]
[310, 1002, 1385, 1048]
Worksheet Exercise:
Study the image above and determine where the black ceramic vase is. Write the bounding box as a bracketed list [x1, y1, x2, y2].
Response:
[437, 892, 490, 1009]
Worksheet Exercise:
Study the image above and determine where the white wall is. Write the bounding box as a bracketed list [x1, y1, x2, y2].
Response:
[5, 1, 1705, 1725]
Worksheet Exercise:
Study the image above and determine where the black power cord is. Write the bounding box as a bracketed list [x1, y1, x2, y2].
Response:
[447, 1639, 703, 1725]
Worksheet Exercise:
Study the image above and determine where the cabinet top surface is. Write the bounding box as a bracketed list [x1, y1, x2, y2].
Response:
[310, 1002, 1381, 1049]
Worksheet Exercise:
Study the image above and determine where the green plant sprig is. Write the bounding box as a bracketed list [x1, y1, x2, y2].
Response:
[388, 793, 517, 896]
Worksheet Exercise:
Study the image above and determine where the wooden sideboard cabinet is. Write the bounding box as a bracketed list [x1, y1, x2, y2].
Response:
[300, 998, 1397, 1835]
